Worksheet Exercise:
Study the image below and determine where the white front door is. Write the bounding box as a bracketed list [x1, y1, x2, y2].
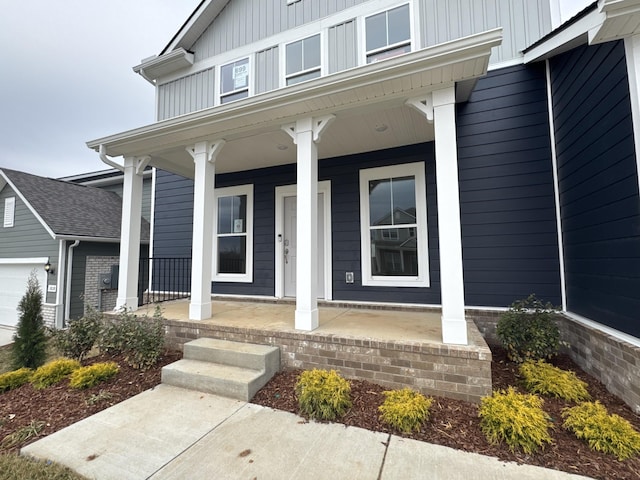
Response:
[283, 194, 325, 298]
[275, 181, 331, 300]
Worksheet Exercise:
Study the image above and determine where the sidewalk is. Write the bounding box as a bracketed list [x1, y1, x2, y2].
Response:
[22, 384, 593, 480]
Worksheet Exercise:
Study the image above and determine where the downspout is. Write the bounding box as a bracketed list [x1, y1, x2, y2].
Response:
[99, 145, 124, 172]
[64, 240, 80, 323]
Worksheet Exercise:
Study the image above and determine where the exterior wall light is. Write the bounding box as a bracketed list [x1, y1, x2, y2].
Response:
[44, 262, 55, 275]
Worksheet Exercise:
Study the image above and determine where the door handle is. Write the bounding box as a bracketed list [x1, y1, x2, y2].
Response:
[284, 248, 289, 264]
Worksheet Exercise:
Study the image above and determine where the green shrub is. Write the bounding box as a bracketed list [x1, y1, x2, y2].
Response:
[496, 294, 560, 363]
[479, 387, 553, 454]
[99, 308, 165, 370]
[11, 272, 47, 369]
[562, 401, 640, 460]
[519, 360, 590, 402]
[69, 362, 119, 389]
[378, 387, 433, 433]
[30, 359, 81, 389]
[0, 368, 32, 393]
[50, 307, 102, 361]
[295, 369, 352, 421]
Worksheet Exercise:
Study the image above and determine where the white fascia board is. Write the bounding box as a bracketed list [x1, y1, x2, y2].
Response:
[134, 48, 195, 81]
[0, 171, 56, 240]
[88, 28, 502, 157]
[524, 10, 605, 63]
[54, 234, 149, 244]
[162, 0, 230, 54]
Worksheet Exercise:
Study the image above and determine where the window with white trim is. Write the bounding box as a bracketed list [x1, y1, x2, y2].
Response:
[286, 34, 321, 85]
[365, 4, 411, 63]
[213, 185, 253, 282]
[220, 58, 250, 104]
[3, 197, 15, 228]
[359, 163, 429, 287]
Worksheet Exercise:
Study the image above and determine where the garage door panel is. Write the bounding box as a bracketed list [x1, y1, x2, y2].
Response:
[0, 263, 48, 328]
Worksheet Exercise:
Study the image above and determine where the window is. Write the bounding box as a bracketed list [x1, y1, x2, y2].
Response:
[365, 4, 411, 63]
[220, 58, 250, 104]
[286, 34, 321, 85]
[3, 197, 15, 228]
[213, 185, 253, 282]
[359, 163, 428, 287]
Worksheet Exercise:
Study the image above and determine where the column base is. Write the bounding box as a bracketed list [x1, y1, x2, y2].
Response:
[115, 297, 138, 313]
[295, 308, 319, 331]
[189, 301, 212, 321]
[441, 316, 468, 345]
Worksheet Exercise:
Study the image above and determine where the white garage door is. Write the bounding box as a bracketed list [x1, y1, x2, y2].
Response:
[0, 260, 48, 328]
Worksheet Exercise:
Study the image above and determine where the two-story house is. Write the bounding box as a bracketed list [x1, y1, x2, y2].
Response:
[87, 0, 640, 410]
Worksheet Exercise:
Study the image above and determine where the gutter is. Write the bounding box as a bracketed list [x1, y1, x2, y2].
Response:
[64, 241, 80, 323]
[99, 145, 124, 172]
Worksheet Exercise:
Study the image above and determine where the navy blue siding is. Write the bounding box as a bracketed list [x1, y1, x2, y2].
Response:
[153, 145, 440, 304]
[457, 63, 562, 307]
[550, 41, 640, 337]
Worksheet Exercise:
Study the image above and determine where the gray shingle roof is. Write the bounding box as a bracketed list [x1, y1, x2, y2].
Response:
[0, 168, 150, 241]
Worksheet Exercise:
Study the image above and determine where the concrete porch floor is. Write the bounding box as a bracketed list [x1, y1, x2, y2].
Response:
[138, 297, 487, 348]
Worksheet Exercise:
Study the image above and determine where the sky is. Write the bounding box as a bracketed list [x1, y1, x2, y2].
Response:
[0, 0, 592, 179]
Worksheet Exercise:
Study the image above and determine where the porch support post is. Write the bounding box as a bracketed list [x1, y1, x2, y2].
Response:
[187, 140, 225, 320]
[283, 115, 334, 331]
[116, 155, 149, 311]
[407, 87, 468, 345]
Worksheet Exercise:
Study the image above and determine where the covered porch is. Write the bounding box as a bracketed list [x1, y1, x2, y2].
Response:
[140, 298, 493, 403]
[88, 29, 503, 347]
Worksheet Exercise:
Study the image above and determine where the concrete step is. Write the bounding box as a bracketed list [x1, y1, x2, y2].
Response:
[184, 337, 280, 374]
[162, 338, 281, 401]
[161, 359, 269, 401]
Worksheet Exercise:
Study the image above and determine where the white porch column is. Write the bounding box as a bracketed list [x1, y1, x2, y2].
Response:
[283, 116, 334, 330]
[187, 140, 225, 320]
[116, 155, 149, 311]
[407, 87, 468, 345]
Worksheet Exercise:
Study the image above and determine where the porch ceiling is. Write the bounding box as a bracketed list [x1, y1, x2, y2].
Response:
[87, 29, 502, 179]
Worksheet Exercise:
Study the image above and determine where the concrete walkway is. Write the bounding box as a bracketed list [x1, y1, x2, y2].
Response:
[22, 384, 593, 480]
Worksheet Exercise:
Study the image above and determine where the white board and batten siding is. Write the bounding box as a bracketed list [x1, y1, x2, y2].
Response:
[156, 0, 551, 121]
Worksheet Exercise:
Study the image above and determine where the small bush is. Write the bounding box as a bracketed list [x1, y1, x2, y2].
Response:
[295, 369, 352, 421]
[11, 272, 47, 369]
[0, 368, 32, 393]
[50, 307, 102, 361]
[519, 360, 590, 402]
[69, 362, 119, 389]
[99, 308, 165, 370]
[378, 387, 433, 433]
[1, 420, 46, 450]
[496, 294, 560, 363]
[479, 387, 553, 454]
[30, 359, 81, 389]
[562, 401, 640, 460]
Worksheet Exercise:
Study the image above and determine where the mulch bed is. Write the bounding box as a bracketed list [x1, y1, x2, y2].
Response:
[1, 346, 639, 479]
[252, 346, 640, 480]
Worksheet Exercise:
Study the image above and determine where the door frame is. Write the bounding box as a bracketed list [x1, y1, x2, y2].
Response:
[274, 181, 332, 300]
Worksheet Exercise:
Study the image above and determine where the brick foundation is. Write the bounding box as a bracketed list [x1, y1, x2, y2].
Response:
[162, 319, 493, 403]
[84, 256, 119, 314]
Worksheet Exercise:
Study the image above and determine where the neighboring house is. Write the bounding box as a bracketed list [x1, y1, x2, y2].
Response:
[0, 168, 151, 328]
[87, 1, 640, 406]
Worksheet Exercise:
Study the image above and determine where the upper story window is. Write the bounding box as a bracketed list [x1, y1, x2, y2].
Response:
[3, 197, 15, 228]
[286, 34, 321, 86]
[214, 185, 253, 282]
[220, 58, 250, 104]
[359, 162, 428, 287]
[365, 4, 411, 63]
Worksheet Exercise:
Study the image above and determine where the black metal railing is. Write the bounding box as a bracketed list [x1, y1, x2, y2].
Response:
[138, 257, 192, 306]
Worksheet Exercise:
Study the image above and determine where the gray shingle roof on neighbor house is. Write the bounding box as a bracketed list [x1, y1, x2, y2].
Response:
[0, 168, 149, 242]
